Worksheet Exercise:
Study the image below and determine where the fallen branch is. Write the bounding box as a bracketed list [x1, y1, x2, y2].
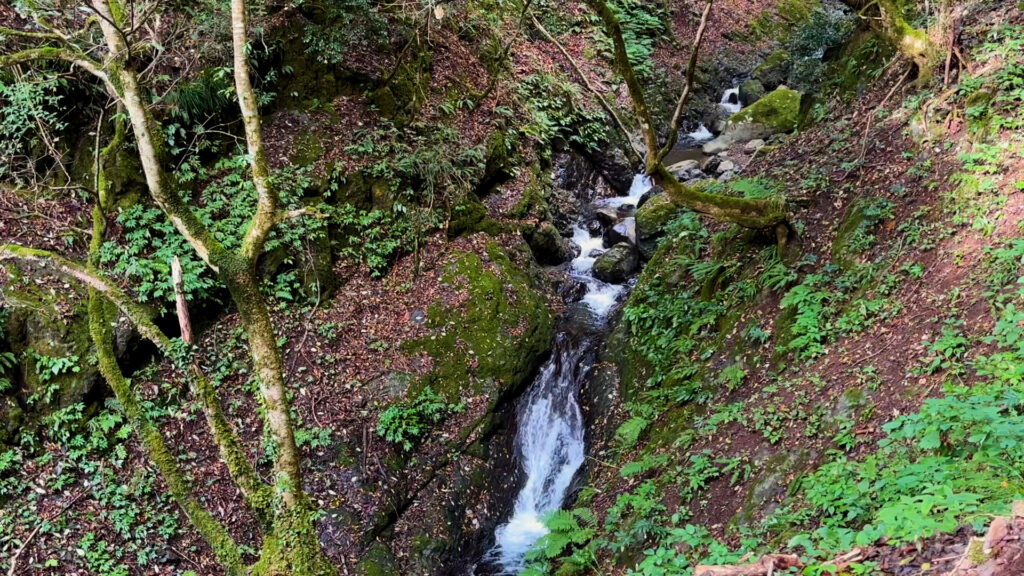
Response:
[694, 554, 803, 576]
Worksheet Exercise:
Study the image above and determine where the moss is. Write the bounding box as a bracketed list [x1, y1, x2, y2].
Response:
[402, 242, 554, 403]
[832, 198, 876, 270]
[357, 542, 399, 576]
[728, 88, 803, 134]
[635, 192, 680, 241]
[290, 132, 326, 168]
[447, 193, 501, 238]
[370, 49, 432, 124]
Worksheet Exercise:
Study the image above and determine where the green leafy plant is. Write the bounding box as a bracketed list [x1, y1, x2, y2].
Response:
[376, 386, 464, 450]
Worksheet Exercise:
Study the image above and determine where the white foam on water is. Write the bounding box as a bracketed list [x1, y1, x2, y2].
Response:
[485, 174, 651, 573]
[687, 123, 714, 142]
[720, 87, 742, 114]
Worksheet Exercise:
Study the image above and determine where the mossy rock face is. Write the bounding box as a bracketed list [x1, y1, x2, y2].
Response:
[725, 87, 803, 141]
[1, 283, 104, 446]
[369, 49, 432, 125]
[752, 49, 793, 90]
[832, 197, 879, 270]
[404, 241, 554, 403]
[448, 194, 501, 238]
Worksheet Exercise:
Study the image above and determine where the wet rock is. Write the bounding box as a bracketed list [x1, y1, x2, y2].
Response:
[603, 217, 636, 247]
[587, 219, 603, 237]
[739, 78, 766, 106]
[593, 243, 639, 283]
[593, 206, 619, 226]
[527, 221, 572, 265]
[615, 204, 635, 219]
[582, 145, 635, 194]
[752, 49, 792, 90]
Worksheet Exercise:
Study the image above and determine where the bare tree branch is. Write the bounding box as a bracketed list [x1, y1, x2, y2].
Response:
[656, 0, 714, 163]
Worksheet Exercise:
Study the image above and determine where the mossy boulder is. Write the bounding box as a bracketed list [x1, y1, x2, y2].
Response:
[405, 241, 554, 403]
[448, 193, 501, 238]
[635, 192, 681, 260]
[752, 49, 793, 90]
[724, 87, 803, 142]
[739, 79, 767, 106]
[593, 243, 639, 284]
[526, 221, 572, 265]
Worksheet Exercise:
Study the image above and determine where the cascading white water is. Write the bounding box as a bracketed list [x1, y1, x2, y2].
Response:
[687, 123, 714, 142]
[720, 87, 742, 114]
[484, 174, 653, 573]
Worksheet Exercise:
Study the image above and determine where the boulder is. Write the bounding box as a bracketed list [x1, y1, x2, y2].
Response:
[739, 79, 766, 106]
[666, 159, 700, 177]
[636, 192, 681, 260]
[593, 206, 619, 226]
[718, 160, 736, 174]
[744, 138, 766, 152]
[586, 219, 603, 237]
[701, 155, 722, 173]
[636, 193, 679, 241]
[752, 49, 792, 90]
[702, 135, 733, 155]
[722, 87, 803, 144]
[593, 243, 639, 283]
[527, 222, 572, 265]
[582, 145, 635, 194]
[603, 217, 636, 247]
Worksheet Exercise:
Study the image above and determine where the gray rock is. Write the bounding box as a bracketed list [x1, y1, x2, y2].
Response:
[593, 243, 639, 283]
[718, 171, 736, 183]
[582, 145, 635, 194]
[744, 138, 766, 152]
[702, 135, 733, 155]
[751, 49, 792, 91]
[593, 206, 619, 226]
[701, 156, 721, 173]
[586, 219, 603, 237]
[603, 217, 636, 246]
[717, 160, 736, 173]
[666, 159, 700, 176]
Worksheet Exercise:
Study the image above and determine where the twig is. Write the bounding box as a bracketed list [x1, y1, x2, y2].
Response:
[7, 490, 87, 576]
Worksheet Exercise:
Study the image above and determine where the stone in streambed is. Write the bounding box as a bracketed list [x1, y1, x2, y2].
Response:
[603, 217, 635, 247]
[593, 243, 639, 283]
[587, 219, 603, 237]
[717, 160, 736, 174]
[702, 135, 733, 155]
[527, 221, 572, 265]
[666, 159, 700, 177]
[593, 206, 619, 226]
[739, 79, 766, 106]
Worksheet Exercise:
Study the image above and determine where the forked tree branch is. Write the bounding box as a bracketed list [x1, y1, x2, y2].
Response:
[657, 0, 714, 163]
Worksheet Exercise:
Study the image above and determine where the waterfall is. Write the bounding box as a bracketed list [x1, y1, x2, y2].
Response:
[481, 174, 653, 574]
[720, 87, 742, 114]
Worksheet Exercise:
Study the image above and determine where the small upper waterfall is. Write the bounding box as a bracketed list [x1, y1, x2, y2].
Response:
[720, 87, 742, 114]
[482, 174, 654, 573]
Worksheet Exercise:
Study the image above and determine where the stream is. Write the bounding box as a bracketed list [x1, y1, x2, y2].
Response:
[475, 86, 741, 575]
[477, 174, 653, 574]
